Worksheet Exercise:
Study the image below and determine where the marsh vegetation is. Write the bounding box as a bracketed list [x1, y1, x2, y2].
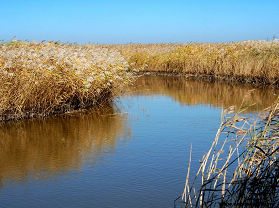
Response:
[0, 40, 132, 121]
[1, 40, 279, 120]
[179, 98, 279, 207]
[110, 40, 279, 84]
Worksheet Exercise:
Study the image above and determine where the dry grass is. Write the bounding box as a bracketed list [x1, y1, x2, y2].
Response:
[109, 40, 279, 84]
[1, 40, 279, 121]
[177, 97, 279, 207]
[0, 40, 132, 121]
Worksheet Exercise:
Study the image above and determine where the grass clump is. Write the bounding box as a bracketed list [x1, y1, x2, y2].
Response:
[177, 98, 279, 207]
[0, 40, 132, 121]
[110, 40, 279, 84]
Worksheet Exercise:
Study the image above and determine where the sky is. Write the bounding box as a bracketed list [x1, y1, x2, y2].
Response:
[0, 0, 278, 43]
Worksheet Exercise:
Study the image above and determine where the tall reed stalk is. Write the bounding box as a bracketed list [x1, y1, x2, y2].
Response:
[178, 97, 279, 207]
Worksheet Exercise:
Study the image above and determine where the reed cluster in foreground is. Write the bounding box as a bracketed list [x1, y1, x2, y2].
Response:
[178, 97, 279, 207]
[109, 40, 279, 84]
[0, 40, 132, 121]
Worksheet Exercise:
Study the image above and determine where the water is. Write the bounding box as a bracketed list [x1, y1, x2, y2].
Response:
[0, 75, 278, 208]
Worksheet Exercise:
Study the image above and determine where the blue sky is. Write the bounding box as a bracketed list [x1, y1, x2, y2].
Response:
[0, 0, 278, 43]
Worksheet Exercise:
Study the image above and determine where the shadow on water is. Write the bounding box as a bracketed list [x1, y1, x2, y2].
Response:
[0, 103, 130, 187]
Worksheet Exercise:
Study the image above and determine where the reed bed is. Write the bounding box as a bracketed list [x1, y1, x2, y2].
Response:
[109, 40, 279, 85]
[2, 40, 279, 121]
[177, 97, 279, 207]
[0, 40, 132, 121]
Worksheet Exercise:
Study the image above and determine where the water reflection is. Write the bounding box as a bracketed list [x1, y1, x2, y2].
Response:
[1, 75, 279, 208]
[0, 75, 278, 189]
[130, 75, 279, 111]
[0, 104, 129, 187]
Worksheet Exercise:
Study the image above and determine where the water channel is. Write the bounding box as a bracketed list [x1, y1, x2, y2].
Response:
[0, 75, 278, 208]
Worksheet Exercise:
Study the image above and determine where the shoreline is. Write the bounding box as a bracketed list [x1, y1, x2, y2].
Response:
[0, 91, 114, 122]
[1, 40, 279, 121]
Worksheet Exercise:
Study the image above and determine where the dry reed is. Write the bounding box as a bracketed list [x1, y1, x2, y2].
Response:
[109, 40, 279, 85]
[0, 40, 132, 121]
[177, 97, 279, 207]
[2, 39, 279, 121]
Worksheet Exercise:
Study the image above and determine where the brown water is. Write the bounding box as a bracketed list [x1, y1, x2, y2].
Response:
[0, 75, 278, 208]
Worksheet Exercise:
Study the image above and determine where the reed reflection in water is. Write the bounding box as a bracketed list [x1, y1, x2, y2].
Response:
[0, 104, 129, 187]
[0, 75, 278, 208]
[129, 75, 279, 112]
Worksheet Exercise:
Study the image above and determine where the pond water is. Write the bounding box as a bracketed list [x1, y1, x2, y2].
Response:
[0, 75, 278, 208]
